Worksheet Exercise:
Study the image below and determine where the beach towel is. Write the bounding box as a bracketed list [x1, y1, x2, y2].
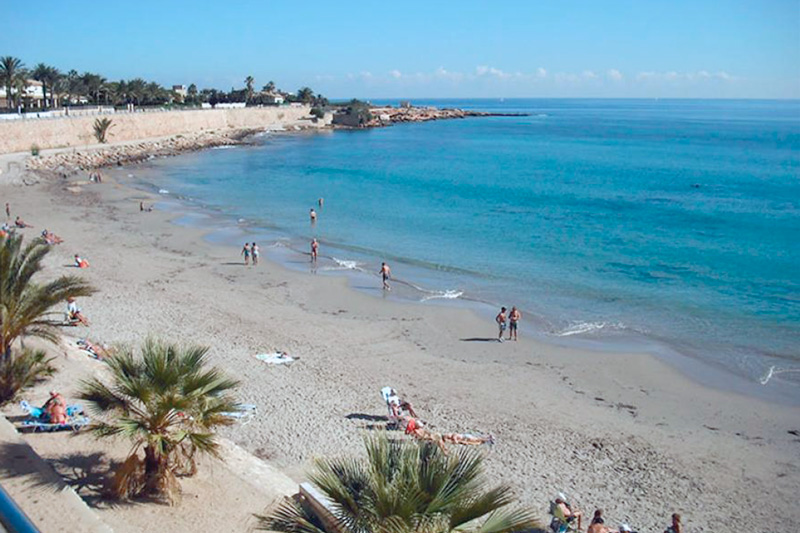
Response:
[253, 352, 295, 365]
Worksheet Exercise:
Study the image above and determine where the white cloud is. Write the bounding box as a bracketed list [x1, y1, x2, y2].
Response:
[606, 69, 623, 81]
[582, 70, 598, 80]
[434, 67, 464, 81]
[636, 70, 736, 82]
[389, 69, 402, 79]
[476, 65, 512, 79]
[536, 67, 547, 79]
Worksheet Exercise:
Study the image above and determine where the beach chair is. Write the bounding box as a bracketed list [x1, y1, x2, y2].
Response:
[19, 400, 88, 432]
[380, 386, 400, 428]
[549, 501, 579, 533]
[19, 400, 84, 420]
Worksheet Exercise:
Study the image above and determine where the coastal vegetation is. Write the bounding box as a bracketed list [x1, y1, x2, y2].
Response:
[79, 339, 240, 502]
[0, 54, 328, 111]
[256, 434, 537, 533]
[0, 234, 95, 404]
[93, 117, 114, 143]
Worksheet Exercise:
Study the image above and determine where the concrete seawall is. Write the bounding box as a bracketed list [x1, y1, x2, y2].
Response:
[0, 106, 311, 154]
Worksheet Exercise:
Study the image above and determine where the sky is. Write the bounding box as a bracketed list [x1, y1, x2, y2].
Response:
[2, 0, 799, 99]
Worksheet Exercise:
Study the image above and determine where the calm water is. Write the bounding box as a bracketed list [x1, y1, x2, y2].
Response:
[135, 99, 800, 396]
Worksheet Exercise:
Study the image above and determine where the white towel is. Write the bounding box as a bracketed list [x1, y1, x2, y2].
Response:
[254, 352, 295, 365]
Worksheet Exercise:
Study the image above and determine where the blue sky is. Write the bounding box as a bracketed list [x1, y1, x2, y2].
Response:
[3, 0, 798, 98]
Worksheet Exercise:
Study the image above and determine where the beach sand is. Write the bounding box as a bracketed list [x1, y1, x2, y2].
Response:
[1, 148, 798, 533]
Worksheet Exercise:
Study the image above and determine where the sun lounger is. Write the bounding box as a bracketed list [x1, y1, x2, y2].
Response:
[20, 416, 90, 432]
[19, 400, 83, 420]
[253, 352, 295, 365]
[550, 500, 579, 533]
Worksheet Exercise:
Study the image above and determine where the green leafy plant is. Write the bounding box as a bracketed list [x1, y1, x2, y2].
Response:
[79, 339, 240, 502]
[93, 117, 114, 143]
[256, 434, 538, 533]
[0, 234, 95, 404]
[30, 144, 39, 156]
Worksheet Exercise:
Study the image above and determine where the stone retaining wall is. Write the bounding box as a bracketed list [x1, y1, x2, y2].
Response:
[0, 106, 310, 154]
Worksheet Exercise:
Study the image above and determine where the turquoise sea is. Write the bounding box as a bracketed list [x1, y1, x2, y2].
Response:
[132, 99, 800, 399]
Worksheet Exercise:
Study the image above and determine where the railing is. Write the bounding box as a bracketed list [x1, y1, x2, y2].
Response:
[0, 103, 289, 121]
[0, 483, 39, 533]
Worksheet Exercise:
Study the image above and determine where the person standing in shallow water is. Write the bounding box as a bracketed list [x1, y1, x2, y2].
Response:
[251, 242, 259, 266]
[379, 262, 391, 291]
[311, 238, 318, 263]
[496, 307, 507, 342]
[508, 306, 521, 341]
[241, 243, 250, 266]
[318, 198, 324, 208]
[310, 208, 317, 224]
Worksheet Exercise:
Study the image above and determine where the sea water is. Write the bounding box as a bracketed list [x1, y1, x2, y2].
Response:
[133, 99, 800, 397]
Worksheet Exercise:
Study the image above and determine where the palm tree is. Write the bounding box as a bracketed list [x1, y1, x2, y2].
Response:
[256, 434, 538, 533]
[263, 80, 276, 94]
[0, 56, 24, 109]
[79, 339, 240, 502]
[296, 87, 315, 104]
[0, 234, 96, 404]
[81, 72, 106, 104]
[32, 63, 60, 109]
[65, 69, 80, 105]
[12, 70, 29, 110]
[244, 75, 254, 103]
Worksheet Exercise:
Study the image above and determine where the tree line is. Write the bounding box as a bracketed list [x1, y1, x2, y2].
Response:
[0, 55, 327, 110]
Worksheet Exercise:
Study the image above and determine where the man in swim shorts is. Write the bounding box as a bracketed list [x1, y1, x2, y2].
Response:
[241, 243, 250, 265]
[496, 307, 507, 342]
[311, 238, 318, 262]
[380, 262, 391, 290]
[508, 306, 521, 341]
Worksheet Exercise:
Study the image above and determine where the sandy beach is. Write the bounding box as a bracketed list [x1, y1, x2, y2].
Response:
[1, 139, 799, 533]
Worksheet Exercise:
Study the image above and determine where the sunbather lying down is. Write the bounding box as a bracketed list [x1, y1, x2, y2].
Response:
[400, 416, 494, 454]
[77, 338, 112, 359]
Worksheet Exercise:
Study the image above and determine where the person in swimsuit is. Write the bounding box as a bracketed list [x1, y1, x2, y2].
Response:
[15, 216, 31, 228]
[74, 254, 89, 268]
[496, 307, 507, 342]
[5, 203, 10, 219]
[664, 513, 682, 533]
[554, 495, 583, 531]
[310, 208, 317, 224]
[401, 417, 493, 455]
[311, 238, 319, 262]
[508, 306, 521, 341]
[380, 262, 391, 291]
[66, 297, 90, 326]
[241, 243, 250, 265]
[587, 509, 615, 533]
[251, 242, 259, 266]
[318, 197, 324, 208]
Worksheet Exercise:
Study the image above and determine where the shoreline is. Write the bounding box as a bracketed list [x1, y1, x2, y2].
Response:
[1, 138, 799, 532]
[121, 138, 800, 406]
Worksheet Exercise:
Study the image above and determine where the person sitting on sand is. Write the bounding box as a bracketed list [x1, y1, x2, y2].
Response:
[66, 297, 90, 326]
[664, 513, 682, 533]
[554, 494, 583, 531]
[74, 254, 90, 268]
[619, 524, 637, 533]
[15, 216, 32, 228]
[587, 509, 615, 533]
[139, 201, 153, 212]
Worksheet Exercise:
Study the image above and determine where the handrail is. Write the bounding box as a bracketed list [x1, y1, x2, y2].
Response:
[0, 483, 39, 533]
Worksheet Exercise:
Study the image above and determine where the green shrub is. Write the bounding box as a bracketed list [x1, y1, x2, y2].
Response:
[30, 144, 39, 156]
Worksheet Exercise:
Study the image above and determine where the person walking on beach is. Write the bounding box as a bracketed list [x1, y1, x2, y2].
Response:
[508, 306, 521, 341]
[310, 208, 317, 224]
[380, 262, 391, 291]
[664, 513, 682, 533]
[251, 242, 260, 266]
[496, 307, 507, 342]
[5, 203, 9, 219]
[241, 243, 251, 266]
[311, 238, 318, 262]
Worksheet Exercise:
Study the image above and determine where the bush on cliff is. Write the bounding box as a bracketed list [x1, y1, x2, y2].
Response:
[93, 117, 114, 143]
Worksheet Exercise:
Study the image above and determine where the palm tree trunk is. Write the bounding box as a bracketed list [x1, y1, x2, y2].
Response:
[143, 445, 167, 496]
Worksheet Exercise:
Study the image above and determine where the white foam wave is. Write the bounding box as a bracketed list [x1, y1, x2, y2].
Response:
[759, 366, 800, 385]
[420, 290, 464, 302]
[158, 189, 169, 194]
[555, 321, 619, 337]
[211, 145, 235, 150]
[320, 257, 363, 271]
